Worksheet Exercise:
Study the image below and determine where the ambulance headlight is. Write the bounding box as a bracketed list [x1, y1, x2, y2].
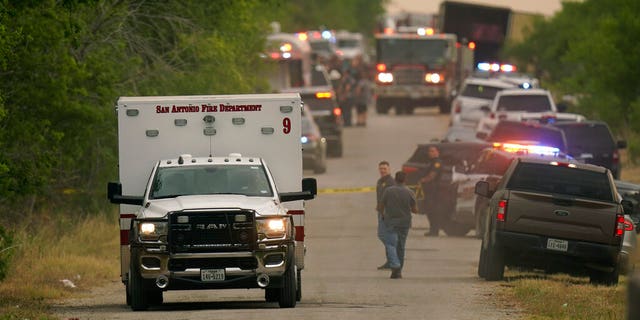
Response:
[138, 221, 168, 241]
[256, 217, 289, 239]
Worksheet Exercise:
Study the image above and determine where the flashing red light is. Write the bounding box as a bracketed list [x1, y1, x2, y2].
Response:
[383, 27, 394, 34]
[456, 42, 461, 48]
[468, 42, 476, 50]
[376, 63, 387, 72]
[497, 200, 507, 221]
[333, 107, 342, 117]
[269, 52, 280, 59]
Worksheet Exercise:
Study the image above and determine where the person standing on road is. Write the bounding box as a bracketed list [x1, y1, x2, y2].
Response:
[378, 171, 417, 279]
[376, 160, 395, 270]
[420, 145, 444, 237]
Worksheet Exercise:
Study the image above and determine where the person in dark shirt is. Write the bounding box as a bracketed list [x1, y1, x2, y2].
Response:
[378, 171, 418, 279]
[420, 146, 444, 236]
[376, 160, 395, 269]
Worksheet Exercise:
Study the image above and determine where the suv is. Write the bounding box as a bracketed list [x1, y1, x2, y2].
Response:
[475, 157, 632, 285]
[449, 77, 516, 128]
[480, 120, 568, 153]
[552, 120, 626, 178]
[475, 88, 584, 136]
[282, 82, 344, 157]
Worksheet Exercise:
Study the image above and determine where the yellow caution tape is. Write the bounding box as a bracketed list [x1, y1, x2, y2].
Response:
[318, 184, 423, 195]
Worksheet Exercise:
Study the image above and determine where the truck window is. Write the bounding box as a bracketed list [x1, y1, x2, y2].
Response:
[461, 84, 504, 100]
[496, 95, 552, 112]
[150, 165, 273, 199]
[376, 38, 449, 65]
[506, 162, 613, 202]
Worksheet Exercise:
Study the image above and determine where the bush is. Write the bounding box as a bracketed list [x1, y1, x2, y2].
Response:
[0, 225, 14, 281]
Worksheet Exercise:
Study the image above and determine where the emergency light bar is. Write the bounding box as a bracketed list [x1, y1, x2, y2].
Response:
[315, 92, 332, 99]
[493, 142, 560, 156]
[477, 62, 517, 73]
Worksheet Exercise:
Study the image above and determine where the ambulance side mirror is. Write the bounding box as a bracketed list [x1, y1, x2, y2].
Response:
[107, 181, 144, 206]
[280, 178, 317, 202]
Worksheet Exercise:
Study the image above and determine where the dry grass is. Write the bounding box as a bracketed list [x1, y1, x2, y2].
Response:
[0, 211, 120, 319]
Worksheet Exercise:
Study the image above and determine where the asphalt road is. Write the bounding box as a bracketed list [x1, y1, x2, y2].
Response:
[53, 108, 520, 320]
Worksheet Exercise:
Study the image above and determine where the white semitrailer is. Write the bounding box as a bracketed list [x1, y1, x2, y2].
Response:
[107, 93, 316, 311]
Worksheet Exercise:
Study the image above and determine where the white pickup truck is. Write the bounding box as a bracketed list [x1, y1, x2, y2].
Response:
[475, 88, 585, 137]
[107, 93, 316, 310]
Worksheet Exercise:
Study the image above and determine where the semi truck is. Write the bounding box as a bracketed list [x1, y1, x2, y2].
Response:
[107, 93, 316, 310]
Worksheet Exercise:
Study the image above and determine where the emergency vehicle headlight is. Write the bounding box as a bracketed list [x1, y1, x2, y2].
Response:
[256, 217, 289, 239]
[425, 73, 442, 84]
[138, 221, 168, 241]
[377, 72, 393, 83]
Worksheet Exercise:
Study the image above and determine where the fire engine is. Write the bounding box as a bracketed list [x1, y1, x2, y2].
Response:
[374, 26, 474, 114]
[107, 93, 316, 310]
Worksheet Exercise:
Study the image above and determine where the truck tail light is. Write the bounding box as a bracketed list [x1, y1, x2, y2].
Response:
[613, 150, 620, 164]
[490, 112, 495, 119]
[496, 200, 507, 222]
[453, 101, 461, 114]
[615, 214, 625, 237]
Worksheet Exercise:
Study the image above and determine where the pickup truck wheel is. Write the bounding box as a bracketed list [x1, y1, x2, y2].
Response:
[296, 269, 302, 302]
[278, 249, 297, 308]
[484, 242, 505, 281]
[443, 221, 471, 237]
[265, 288, 280, 302]
[125, 281, 131, 306]
[128, 255, 150, 311]
[477, 238, 488, 278]
[590, 266, 620, 286]
[148, 289, 163, 305]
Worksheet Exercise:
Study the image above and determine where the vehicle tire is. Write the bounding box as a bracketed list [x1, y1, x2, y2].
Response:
[125, 281, 131, 306]
[589, 266, 620, 286]
[405, 106, 415, 115]
[375, 100, 390, 114]
[313, 159, 326, 174]
[265, 288, 280, 302]
[328, 141, 343, 158]
[128, 252, 150, 311]
[478, 238, 488, 279]
[484, 241, 505, 281]
[278, 248, 297, 308]
[296, 269, 302, 302]
[148, 289, 163, 305]
[443, 221, 471, 237]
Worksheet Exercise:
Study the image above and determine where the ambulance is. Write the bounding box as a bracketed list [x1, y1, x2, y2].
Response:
[107, 93, 316, 310]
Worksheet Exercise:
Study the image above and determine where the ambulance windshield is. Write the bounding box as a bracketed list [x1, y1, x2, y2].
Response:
[149, 165, 273, 199]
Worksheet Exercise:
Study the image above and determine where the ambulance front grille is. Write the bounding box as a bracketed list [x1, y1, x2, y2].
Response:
[168, 211, 256, 253]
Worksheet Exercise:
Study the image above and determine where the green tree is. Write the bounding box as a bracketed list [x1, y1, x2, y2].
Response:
[504, 0, 640, 157]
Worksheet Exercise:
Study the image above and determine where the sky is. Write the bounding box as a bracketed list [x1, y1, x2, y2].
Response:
[386, 0, 565, 17]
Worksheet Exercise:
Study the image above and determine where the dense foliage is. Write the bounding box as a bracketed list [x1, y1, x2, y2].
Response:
[0, 0, 387, 223]
[503, 0, 640, 158]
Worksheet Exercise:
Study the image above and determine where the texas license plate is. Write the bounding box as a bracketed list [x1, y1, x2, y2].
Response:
[546, 238, 568, 252]
[201, 269, 225, 282]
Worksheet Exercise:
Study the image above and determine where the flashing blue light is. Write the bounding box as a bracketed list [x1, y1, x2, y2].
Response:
[301, 136, 309, 144]
[321, 30, 332, 40]
[521, 82, 531, 89]
[477, 62, 491, 71]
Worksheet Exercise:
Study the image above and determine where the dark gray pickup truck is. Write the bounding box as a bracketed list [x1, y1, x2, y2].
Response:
[475, 157, 633, 285]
